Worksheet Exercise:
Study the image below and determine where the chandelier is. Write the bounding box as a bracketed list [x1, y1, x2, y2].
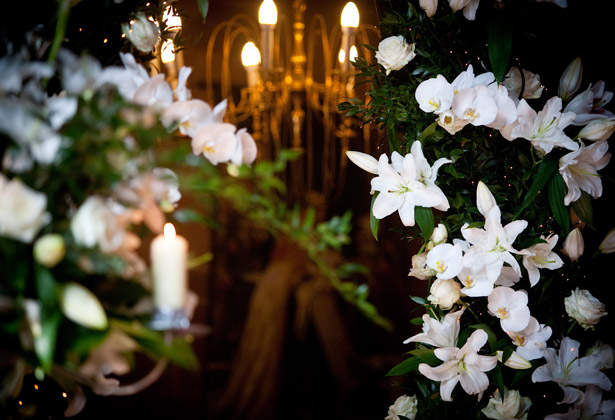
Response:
[203, 0, 380, 204]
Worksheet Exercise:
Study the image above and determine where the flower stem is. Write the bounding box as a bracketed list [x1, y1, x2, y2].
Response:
[47, 0, 72, 64]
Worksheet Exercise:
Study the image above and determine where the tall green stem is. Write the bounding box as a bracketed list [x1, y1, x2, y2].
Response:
[47, 0, 71, 64]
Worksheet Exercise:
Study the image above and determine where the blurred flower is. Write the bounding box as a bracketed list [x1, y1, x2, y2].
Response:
[544, 384, 615, 420]
[33, 234, 66, 268]
[428, 278, 461, 309]
[521, 234, 564, 287]
[502, 67, 544, 100]
[562, 227, 584, 262]
[599, 227, 615, 253]
[385, 394, 418, 420]
[418, 329, 497, 401]
[60, 282, 108, 330]
[404, 308, 464, 348]
[375, 35, 416, 75]
[0, 174, 51, 243]
[482, 388, 532, 420]
[564, 288, 607, 330]
[162, 98, 226, 137]
[532, 337, 612, 404]
[70, 196, 126, 253]
[558, 56, 583, 102]
[191, 122, 240, 165]
[121, 13, 160, 53]
[559, 140, 611, 205]
[487, 286, 531, 332]
[231, 128, 258, 166]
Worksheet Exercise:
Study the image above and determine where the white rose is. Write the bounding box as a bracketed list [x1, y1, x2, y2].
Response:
[33, 234, 66, 267]
[428, 278, 461, 309]
[0, 174, 51, 243]
[385, 394, 418, 420]
[481, 388, 532, 420]
[70, 196, 124, 253]
[122, 13, 160, 53]
[564, 288, 607, 330]
[502, 67, 544, 100]
[408, 252, 435, 280]
[375, 35, 416, 75]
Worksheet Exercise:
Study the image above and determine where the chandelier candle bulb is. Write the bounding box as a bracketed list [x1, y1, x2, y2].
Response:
[258, 0, 277, 70]
[150, 222, 188, 309]
[340, 2, 359, 72]
[242, 42, 262, 87]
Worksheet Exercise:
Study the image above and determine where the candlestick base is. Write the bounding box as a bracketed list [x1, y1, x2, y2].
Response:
[150, 306, 190, 331]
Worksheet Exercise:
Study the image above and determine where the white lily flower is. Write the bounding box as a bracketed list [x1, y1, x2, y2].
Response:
[404, 309, 464, 348]
[558, 56, 583, 102]
[345, 150, 379, 174]
[599, 227, 615, 253]
[578, 117, 615, 141]
[495, 266, 521, 287]
[510, 97, 578, 155]
[437, 109, 469, 134]
[408, 141, 451, 211]
[559, 140, 611, 205]
[487, 286, 531, 332]
[426, 243, 464, 280]
[419, 0, 438, 16]
[452, 86, 498, 126]
[507, 316, 552, 361]
[191, 122, 240, 165]
[502, 67, 544, 100]
[415, 75, 455, 114]
[521, 234, 564, 287]
[532, 337, 612, 404]
[482, 388, 532, 420]
[370, 152, 446, 226]
[565, 81, 614, 126]
[418, 329, 498, 401]
[544, 384, 615, 420]
[562, 227, 584, 262]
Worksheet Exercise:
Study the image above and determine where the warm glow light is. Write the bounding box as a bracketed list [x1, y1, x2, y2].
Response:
[163, 223, 177, 239]
[338, 49, 345, 64]
[258, 0, 277, 25]
[163, 6, 182, 29]
[341, 2, 359, 28]
[161, 39, 175, 63]
[241, 42, 261, 67]
[349, 45, 358, 62]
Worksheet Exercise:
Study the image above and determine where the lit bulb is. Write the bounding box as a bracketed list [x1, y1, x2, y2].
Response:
[161, 39, 175, 63]
[341, 2, 359, 28]
[258, 0, 277, 25]
[242, 42, 261, 67]
[349, 45, 358, 62]
[338, 49, 345, 64]
[163, 6, 182, 29]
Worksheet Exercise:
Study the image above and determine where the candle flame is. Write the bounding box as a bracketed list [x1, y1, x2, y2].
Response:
[164, 223, 176, 239]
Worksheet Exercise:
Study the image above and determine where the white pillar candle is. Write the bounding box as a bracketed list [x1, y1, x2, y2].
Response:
[150, 223, 188, 309]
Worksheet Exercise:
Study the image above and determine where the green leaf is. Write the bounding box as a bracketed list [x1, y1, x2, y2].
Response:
[571, 191, 594, 228]
[370, 193, 379, 240]
[35, 312, 61, 373]
[410, 295, 429, 305]
[187, 252, 213, 269]
[514, 154, 558, 220]
[420, 122, 438, 142]
[173, 208, 207, 224]
[548, 172, 570, 234]
[415, 206, 434, 242]
[469, 323, 497, 352]
[197, 0, 209, 21]
[386, 356, 422, 376]
[488, 12, 513, 83]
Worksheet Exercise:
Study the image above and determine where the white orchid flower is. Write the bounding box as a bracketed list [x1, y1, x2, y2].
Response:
[532, 337, 612, 404]
[415, 75, 455, 114]
[452, 86, 498, 126]
[494, 265, 521, 287]
[418, 329, 498, 401]
[175, 66, 193, 102]
[507, 316, 552, 361]
[451, 64, 495, 93]
[558, 56, 583, 102]
[162, 98, 227, 137]
[426, 243, 464, 280]
[510, 97, 578, 155]
[562, 227, 584, 262]
[487, 286, 531, 332]
[521, 234, 564, 287]
[370, 153, 446, 226]
[486, 84, 518, 130]
[437, 109, 469, 134]
[191, 122, 239, 165]
[230, 128, 258, 166]
[559, 140, 611, 205]
[132, 73, 174, 110]
[346, 150, 379, 174]
[404, 309, 464, 348]
[458, 265, 495, 297]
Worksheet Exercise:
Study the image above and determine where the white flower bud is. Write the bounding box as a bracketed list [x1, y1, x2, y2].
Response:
[558, 56, 583, 102]
[496, 350, 532, 370]
[562, 227, 584, 262]
[33, 234, 66, 268]
[565, 288, 607, 330]
[426, 223, 448, 251]
[60, 282, 108, 330]
[476, 181, 497, 218]
[599, 227, 615, 254]
[345, 151, 379, 175]
[375, 35, 416, 76]
[427, 278, 461, 309]
[578, 118, 615, 141]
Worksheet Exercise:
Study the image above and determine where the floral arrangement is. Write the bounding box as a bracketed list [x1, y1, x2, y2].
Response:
[341, 0, 615, 418]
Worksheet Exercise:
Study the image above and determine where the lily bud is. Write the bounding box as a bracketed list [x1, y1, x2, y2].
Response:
[578, 118, 615, 141]
[476, 181, 497, 217]
[562, 227, 584, 262]
[558, 56, 583, 102]
[426, 223, 448, 251]
[599, 227, 615, 254]
[33, 234, 65, 268]
[497, 350, 532, 369]
[60, 282, 108, 330]
[346, 151, 379, 174]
